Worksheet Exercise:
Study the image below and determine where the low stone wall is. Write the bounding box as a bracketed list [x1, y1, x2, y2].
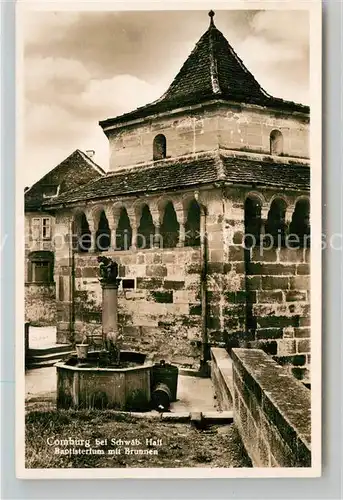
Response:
[210, 347, 233, 410]
[25, 283, 56, 326]
[232, 348, 311, 467]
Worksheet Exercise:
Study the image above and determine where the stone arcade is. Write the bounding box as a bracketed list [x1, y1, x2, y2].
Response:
[35, 12, 311, 382]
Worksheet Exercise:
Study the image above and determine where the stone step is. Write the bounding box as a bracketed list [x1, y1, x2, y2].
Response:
[28, 344, 73, 356]
[26, 359, 63, 369]
[28, 350, 73, 362]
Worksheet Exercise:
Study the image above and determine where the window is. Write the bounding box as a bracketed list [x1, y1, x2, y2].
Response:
[244, 197, 262, 247]
[74, 212, 91, 252]
[153, 134, 167, 160]
[185, 199, 201, 247]
[28, 251, 54, 283]
[116, 208, 132, 251]
[122, 279, 135, 289]
[137, 205, 155, 249]
[42, 218, 51, 239]
[265, 198, 287, 247]
[95, 211, 110, 252]
[31, 217, 51, 240]
[32, 261, 51, 283]
[160, 202, 180, 248]
[289, 199, 310, 248]
[270, 130, 283, 156]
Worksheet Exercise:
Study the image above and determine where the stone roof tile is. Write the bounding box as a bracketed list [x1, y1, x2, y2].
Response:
[100, 16, 309, 129]
[44, 152, 310, 207]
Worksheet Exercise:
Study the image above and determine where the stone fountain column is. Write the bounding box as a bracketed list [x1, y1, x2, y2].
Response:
[98, 256, 121, 365]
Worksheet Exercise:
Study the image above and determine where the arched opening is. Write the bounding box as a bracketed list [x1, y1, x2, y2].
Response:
[153, 134, 167, 160]
[265, 198, 287, 247]
[270, 129, 283, 156]
[95, 211, 110, 252]
[137, 205, 155, 249]
[75, 212, 91, 252]
[185, 199, 201, 247]
[289, 199, 310, 248]
[116, 208, 132, 251]
[28, 251, 54, 283]
[160, 202, 180, 248]
[244, 196, 262, 248]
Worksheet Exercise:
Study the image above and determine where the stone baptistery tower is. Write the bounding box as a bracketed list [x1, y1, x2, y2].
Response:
[46, 12, 311, 381]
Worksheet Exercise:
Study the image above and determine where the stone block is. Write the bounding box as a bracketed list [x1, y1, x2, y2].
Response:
[186, 263, 201, 274]
[294, 327, 311, 338]
[251, 247, 277, 262]
[207, 262, 224, 274]
[228, 246, 245, 262]
[146, 265, 167, 277]
[150, 291, 173, 304]
[297, 338, 311, 354]
[255, 328, 283, 340]
[136, 277, 163, 289]
[296, 264, 310, 275]
[277, 339, 296, 356]
[258, 291, 284, 303]
[82, 267, 98, 278]
[257, 316, 299, 329]
[289, 276, 310, 290]
[285, 291, 307, 302]
[261, 276, 289, 290]
[299, 316, 311, 327]
[162, 252, 176, 264]
[279, 248, 304, 263]
[248, 263, 296, 276]
[246, 276, 262, 290]
[173, 290, 190, 304]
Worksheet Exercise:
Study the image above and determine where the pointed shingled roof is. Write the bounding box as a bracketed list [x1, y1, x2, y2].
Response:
[100, 12, 309, 129]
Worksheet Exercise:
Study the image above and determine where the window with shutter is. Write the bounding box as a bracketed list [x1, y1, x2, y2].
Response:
[32, 218, 41, 240]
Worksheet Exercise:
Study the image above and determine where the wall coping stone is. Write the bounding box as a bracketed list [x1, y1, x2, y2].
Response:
[232, 348, 311, 450]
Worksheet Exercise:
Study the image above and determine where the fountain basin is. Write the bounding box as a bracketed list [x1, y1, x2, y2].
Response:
[56, 351, 153, 411]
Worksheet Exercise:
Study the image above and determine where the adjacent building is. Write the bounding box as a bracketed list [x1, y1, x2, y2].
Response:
[25, 149, 105, 325]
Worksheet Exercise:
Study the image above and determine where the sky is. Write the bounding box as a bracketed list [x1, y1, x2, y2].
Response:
[23, 9, 309, 187]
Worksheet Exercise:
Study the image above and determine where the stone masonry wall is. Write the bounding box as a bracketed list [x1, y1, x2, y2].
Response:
[221, 187, 311, 383]
[231, 348, 311, 467]
[25, 283, 56, 325]
[108, 104, 309, 171]
[53, 186, 310, 375]
[73, 247, 203, 367]
[246, 247, 311, 383]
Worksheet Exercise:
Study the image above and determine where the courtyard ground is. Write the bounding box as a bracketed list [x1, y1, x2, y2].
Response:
[25, 406, 251, 469]
[25, 327, 249, 469]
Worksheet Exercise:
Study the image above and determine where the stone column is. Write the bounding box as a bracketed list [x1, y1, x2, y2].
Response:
[175, 205, 186, 247]
[130, 224, 138, 251]
[151, 210, 162, 248]
[107, 214, 117, 251]
[101, 278, 121, 364]
[88, 220, 97, 252]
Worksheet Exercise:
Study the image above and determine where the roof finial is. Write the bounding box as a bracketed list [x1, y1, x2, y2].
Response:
[208, 10, 215, 27]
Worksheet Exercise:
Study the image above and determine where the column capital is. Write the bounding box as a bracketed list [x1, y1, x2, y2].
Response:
[100, 279, 122, 290]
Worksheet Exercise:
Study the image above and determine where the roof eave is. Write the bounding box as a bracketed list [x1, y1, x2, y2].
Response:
[100, 98, 309, 134]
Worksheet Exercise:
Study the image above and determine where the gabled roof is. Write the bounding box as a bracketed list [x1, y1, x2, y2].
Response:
[43, 151, 310, 208]
[100, 12, 309, 129]
[25, 149, 105, 211]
